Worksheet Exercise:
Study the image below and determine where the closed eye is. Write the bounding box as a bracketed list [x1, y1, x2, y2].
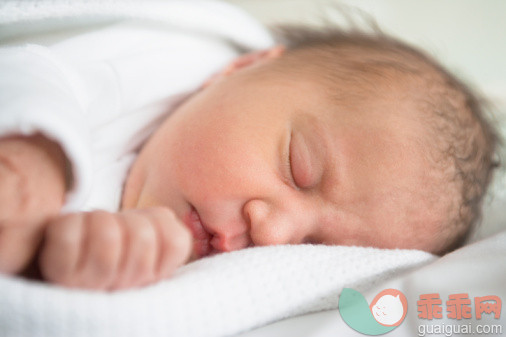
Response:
[288, 131, 315, 189]
[285, 131, 300, 189]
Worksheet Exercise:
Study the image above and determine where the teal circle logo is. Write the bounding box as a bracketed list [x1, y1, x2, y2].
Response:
[339, 288, 408, 335]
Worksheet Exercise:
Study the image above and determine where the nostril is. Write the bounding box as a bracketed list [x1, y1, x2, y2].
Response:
[302, 236, 319, 244]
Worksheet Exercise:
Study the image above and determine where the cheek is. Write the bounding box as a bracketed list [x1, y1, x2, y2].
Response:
[148, 89, 284, 203]
[167, 124, 267, 199]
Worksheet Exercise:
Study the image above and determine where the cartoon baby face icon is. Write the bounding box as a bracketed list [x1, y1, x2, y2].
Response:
[369, 289, 408, 326]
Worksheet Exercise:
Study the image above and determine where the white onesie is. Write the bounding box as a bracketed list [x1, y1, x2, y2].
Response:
[0, 0, 273, 212]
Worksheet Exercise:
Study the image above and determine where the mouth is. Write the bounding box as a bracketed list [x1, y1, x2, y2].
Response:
[183, 205, 216, 258]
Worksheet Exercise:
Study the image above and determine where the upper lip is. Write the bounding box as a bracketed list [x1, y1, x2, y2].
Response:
[190, 205, 213, 238]
[183, 205, 213, 257]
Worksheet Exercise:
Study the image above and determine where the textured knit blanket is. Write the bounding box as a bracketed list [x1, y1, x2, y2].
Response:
[0, 245, 435, 337]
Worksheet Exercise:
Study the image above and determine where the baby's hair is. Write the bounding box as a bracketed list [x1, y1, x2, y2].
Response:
[271, 23, 500, 254]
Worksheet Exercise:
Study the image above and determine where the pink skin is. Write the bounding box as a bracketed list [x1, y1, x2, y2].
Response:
[122, 46, 446, 260]
[0, 134, 67, 274]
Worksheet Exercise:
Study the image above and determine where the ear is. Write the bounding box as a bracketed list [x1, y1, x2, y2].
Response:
[201, 45, 285, 88]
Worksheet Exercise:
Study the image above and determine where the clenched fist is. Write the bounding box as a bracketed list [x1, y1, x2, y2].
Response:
[39, 207, 193, 290]
[0, 134, 67, 274]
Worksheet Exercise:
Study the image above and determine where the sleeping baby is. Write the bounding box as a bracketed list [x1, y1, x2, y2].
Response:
[0, 20, 499, 289]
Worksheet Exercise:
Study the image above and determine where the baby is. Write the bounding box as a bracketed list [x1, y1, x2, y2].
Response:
[0, 26, 498, 290]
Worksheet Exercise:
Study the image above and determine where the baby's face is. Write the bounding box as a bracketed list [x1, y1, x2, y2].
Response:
[123, 54, 444, 258]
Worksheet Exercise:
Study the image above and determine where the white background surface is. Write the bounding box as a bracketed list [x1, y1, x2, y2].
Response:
[226, 0, 506, 100]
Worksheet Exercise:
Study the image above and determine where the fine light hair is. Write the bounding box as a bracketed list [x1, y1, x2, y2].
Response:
[271, 24, 500, 254]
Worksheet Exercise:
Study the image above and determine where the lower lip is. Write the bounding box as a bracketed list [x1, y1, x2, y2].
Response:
[183, 206, 212, 258]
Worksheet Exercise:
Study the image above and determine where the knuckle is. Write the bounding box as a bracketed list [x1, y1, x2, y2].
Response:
[134, 261, 154, 280]
[126, 259, 155, 288]
[159, 226, 192, 276]
[89, 211, 122, 247]
[84, 212, 122, 272]
[39, 258, 66, 285]
[167, 225, 192, 255]
[40, 248, 77, 286]
[134, 221, 157, 246]
[47, 214, 83, 247]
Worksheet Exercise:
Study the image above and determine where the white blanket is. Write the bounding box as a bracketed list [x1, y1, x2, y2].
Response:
[234, 231, 506, 337]
[0, 245, 435, 337]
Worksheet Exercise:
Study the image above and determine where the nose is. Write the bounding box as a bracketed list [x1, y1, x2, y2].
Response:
[242, 199, 309, 246]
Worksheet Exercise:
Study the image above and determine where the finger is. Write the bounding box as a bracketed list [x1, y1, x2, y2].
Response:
[39, 213, 84, 286]
[0, 223, 45, 274]
[143, 207, 192, 280]
[76, 211, 123, 290]
[109, 211, 158, 290]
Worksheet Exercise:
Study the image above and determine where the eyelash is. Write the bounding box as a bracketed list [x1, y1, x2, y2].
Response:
[286, 133, 300, 190]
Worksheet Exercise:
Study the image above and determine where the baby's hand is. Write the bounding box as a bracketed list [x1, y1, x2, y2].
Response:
[0, 134, 67, 274]
[39, 207, 193, 290]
